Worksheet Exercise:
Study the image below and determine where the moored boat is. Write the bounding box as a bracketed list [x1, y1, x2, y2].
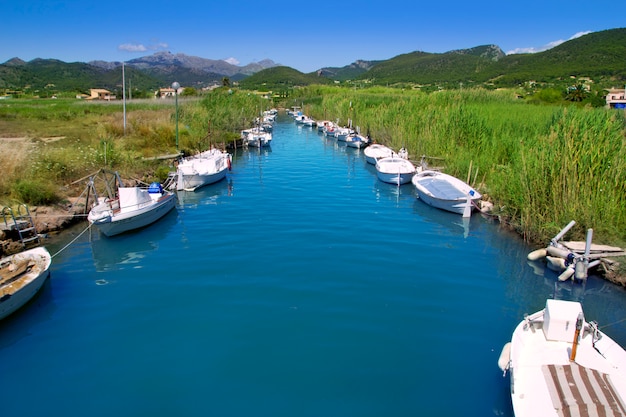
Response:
[241, 127, 272, 148]
[0, 246, 51, 320]
[498, 299, 626, 417]
[375, 156, 417, 185]
[88, 182, 177, 237]
[364, 144, 394, 165]
[174, 148, 231, 191]
[411, 170, 481, 217]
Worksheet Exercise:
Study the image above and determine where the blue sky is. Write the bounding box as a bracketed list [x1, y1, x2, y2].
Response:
[2, 0, 623, 73]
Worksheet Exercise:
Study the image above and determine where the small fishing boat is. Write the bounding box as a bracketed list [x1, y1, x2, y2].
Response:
[364, 144, 394, 165]
[174, 148, 231, 191]
[88, 182, 177, 237]
[498, 299, 626, 417]
[241, 127, 272, 148]
[0, 246, 51, 320]
[411, 170, 481, 217]
[375, 156, 417, 185]
[346, 134, 370, 149]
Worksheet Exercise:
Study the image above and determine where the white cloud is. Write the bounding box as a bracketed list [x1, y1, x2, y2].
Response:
[224, 57, 240, 65]
[118, 43, 148, 52]
[506, 31, 592, 55]
[118, 42, 169, 53]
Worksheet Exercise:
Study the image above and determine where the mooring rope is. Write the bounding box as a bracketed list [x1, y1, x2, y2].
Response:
[51, 223, 92, 258]
[600, 316, 626, 330]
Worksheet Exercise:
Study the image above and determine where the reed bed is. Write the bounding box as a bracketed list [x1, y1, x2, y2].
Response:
[0, 92, 269, 206]
[294, 86, 626, 245]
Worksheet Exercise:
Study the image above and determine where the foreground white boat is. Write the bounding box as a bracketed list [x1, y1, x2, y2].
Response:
[498, 299, 626, 417]
[0, 246, 51, 320]
[175, 148, 231, 191]
[375, 156, 417, 185]
[411, 170, 481, 217]
[88, 183, 177, 237]
[364, 144, 394, 165]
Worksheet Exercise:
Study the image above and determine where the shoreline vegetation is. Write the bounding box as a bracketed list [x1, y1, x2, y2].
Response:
[1, 87, 625, 283]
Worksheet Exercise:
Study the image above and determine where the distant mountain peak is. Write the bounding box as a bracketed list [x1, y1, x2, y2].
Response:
[448, 44, 505, 61]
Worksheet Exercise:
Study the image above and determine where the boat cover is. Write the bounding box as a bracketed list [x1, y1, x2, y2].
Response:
[542, 363, 626, 417]
[118, 187, 153, 214]
[418, 176, 466, 200]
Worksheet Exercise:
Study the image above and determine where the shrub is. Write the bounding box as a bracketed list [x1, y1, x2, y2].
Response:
[11, 179, 60, 206]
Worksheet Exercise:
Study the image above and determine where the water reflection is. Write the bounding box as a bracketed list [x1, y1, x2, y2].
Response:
[0, 278, 55, 347]
[88, 208, 178, 272]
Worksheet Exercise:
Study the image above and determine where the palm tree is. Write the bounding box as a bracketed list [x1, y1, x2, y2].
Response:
[566, 84, 589, 102]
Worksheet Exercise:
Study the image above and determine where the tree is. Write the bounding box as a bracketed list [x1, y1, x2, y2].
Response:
[222, 77, 230, 87]
[565, 84, 589, 102]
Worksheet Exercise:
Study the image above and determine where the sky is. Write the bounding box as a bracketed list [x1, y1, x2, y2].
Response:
[1, 0, 623, 73]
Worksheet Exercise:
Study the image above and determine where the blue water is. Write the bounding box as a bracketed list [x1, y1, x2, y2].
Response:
[2, 116, 625, 417]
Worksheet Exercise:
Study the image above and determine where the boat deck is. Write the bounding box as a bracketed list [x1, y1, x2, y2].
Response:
[418, 176, 466, 200]
[542, 363, 626, 417]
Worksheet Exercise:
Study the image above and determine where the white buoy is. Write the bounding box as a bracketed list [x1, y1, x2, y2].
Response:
[546, 256, 566, 271]
[558, 267, 575, 281]
[546, 245, 572, 259]
[498, 342, 511, 373]
[527, 248, 547, 261]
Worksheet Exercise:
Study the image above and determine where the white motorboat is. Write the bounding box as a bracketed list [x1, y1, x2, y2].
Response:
[346, 134, 370, 149]
[498, 299, 626, 417]
[0, 246, 51, 320]
[317, 120, 333, 133]
[88, 182, 177, 237]
[174, 148, 231, 191]
[411, 170, 481, 217]
[332, 127, 352, 141]
[375, 156, 417, 185]
[241, 127, 272, 148]
[364, 144, 394, 165]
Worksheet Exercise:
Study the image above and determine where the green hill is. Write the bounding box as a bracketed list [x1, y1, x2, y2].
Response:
[0, 59, 161, 94]
[354, 28, 626, 88]
[237, 66, 334, 90]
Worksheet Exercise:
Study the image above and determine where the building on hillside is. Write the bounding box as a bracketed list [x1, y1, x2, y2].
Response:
[88, 89, 115, 100]
[606, 88, 626, 109]
[156, 87, 181, 99]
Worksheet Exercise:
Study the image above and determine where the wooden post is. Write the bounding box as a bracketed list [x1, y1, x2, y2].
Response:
[569, 312, 584, 362]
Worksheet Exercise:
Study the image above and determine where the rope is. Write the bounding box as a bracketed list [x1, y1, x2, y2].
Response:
[51, 223, 92, 259]
[600, 316, 626, 330]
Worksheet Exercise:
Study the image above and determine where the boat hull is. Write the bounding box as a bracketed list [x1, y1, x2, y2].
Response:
[175, 150, 230, 191]
[177, 170, 226, 191]
[0, 247, 52, 320]
[375, 157, 416, 185]
[89, 193, 177, 237]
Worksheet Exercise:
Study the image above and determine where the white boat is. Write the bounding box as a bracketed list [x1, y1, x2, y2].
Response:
[498, 299, 626, 417]
[174, 148, 231, 191]
[88, 182, 177, 237]
[241, 127, 272, 148]
[375, 156, 417, 185]
[411, 170, 481, 217]
[0, 246, 51, 320]
[317, 120, 333, 133]
[364, 144, 394, 165]
[334, 127, 354, 141]
[346, 134, 370, 149]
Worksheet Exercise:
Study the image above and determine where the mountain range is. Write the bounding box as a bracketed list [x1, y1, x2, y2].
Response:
[1, 27, 625, 94]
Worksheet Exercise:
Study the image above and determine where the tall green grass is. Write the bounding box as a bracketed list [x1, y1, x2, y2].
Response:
[292, 86, 626, 245]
